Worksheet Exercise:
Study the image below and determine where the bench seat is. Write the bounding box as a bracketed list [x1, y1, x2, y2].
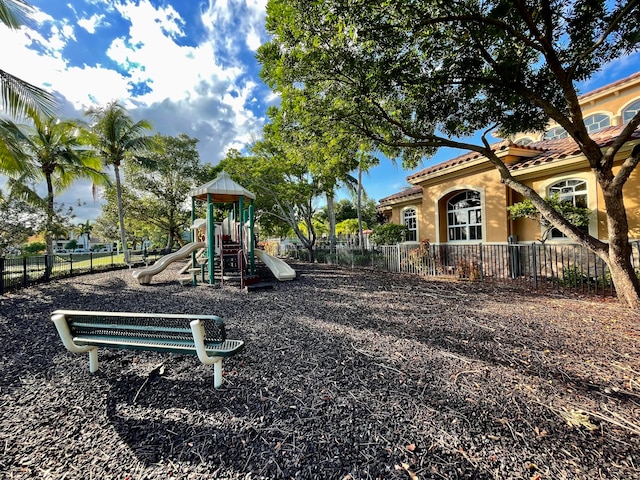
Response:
[51, 310, 244, 388]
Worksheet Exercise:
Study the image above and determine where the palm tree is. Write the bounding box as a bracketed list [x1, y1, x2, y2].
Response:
[0, 0, 56, 118]
[353, 149, 379, 250]
[0, 113, 109, 258]
[73, 219, 93, 250]
[85, 101, 152, 264]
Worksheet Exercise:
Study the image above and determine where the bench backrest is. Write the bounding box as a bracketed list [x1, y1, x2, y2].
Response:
[52, 310, 226, 347]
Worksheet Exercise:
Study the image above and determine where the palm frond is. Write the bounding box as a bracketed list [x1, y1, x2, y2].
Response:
[0, 0, 33, 30]
[6, 175, 46, 209]
[0, 117, 39, 178]
[0, 69, 57, 119]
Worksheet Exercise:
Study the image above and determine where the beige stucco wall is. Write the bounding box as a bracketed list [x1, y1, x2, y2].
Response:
[415, 166, 510, 243]
[388, 149, 640, 245]
[512, 147, 640, 243]
[382, 199, 424, 240]
[580, 80, 640, 124]
[380, 74, 640, 244]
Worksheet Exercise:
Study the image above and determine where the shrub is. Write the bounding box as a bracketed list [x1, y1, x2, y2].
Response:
[407, 239, 431, 269]
[561, 264, 591, 287]
[370, 224, 409, 245]
[455, 258, 480, 280]
[23, 242, 46, 255]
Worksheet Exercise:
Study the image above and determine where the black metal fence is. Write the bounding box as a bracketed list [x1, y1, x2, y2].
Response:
[0, 249, 167, 294]
[283, 241, 640, 298]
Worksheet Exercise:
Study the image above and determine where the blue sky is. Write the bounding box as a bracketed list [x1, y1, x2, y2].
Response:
[2, 0, 640, 224]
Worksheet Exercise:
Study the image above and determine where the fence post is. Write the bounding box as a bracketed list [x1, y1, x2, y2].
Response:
[0, 257, 4, 295]
[90, 252, 93, 272]
[22, 257, 28, 288]
[44, 254, 50, 282]
[532, 244, 538, 289]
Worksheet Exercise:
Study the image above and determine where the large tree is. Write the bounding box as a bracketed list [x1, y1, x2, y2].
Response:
[93, 184, 147, 250]
[221, 142, 323, 261]
[0, 0, 56, 118]
[267, 95, 369, 253]
[85, 101, 153, 264]
[124, 133, 201, 249]
[259, 0, 640, 308]
[0, 113, 107, 258]
[0, 191, 40, 256]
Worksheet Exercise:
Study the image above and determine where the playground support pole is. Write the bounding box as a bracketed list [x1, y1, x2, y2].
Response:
[249, 204, 255, 275]
[238, 196, 244, 251]
[207, 196, 215, 285]
[191, 197, 197, 286]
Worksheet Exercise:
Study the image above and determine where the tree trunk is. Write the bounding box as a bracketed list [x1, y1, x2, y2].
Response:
[113, 164, 130, 264]
[498, 151, 640, 309]
[607, 254, 640, 309]
[356, 166, 364, 251]
[44, 173, 54, 279]
[326, 192, 336, 254]
[601, 184, 640, 308]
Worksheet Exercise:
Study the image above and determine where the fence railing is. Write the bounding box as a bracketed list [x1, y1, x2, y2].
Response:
[283, 241, 640, 298]
[0, 249, 168, 295]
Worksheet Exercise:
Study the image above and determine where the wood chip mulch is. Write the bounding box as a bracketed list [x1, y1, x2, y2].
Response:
[1, 261, 639, 479]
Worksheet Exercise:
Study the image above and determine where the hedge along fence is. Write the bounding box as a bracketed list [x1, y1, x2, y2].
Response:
[0, 249, 167, 295]
[286, 240, 640, 298]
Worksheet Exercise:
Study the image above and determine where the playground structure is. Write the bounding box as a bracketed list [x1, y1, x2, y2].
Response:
[132, 171, 295, 287]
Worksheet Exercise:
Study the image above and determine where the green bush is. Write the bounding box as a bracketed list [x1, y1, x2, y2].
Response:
[561, 264, 591, 287]
[370, 224, 409, 245]
[23, 242, 46, 255]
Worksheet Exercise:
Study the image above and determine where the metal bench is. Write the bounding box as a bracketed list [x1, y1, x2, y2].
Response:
[51, 310, 244, 388]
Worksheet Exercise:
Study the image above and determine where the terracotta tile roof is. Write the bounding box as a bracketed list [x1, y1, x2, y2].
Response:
[406, 139, 545, 182]
[578, 71, 640, 100]
[509, 124, 640, 171]
[380, 124, 639, 205]
[405, 124, 639, 181]
[378, 186, 422, 203]
[404, 71, 640, 184]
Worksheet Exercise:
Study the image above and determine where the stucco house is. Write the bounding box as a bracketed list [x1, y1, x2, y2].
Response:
[377, 72, 640, 246]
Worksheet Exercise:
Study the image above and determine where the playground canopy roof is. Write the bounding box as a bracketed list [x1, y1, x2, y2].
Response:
[189, 171, 256, 203]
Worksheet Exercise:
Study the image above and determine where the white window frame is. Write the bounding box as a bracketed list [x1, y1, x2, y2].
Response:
[540, 175, 597, 242]
[622, 98, 640, 125]
[446, 190, 483, 243]
[515, 136, 535, 146]
[583, 113, 610, 133]
[543, 126, 568, 141]
[402, 207, 418, 242]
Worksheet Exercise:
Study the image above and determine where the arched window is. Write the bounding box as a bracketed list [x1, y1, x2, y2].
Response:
[403, 208, 417, 242]
[583, 113, 610, 133]
[447, 191, 482, 241]
[543, 126, 568, 141]
[622, 99, 640, 124]
[548, 179, 588, 239]
[516, 137, 534, 146]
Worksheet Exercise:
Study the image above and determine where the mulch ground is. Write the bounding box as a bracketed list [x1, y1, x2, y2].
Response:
[1, 260, 639, 480]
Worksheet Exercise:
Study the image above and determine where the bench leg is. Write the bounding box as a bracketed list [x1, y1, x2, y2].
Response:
[89, 348, 99, 373]
[213, 359, 223, 388]
[51, 313, 100, 373]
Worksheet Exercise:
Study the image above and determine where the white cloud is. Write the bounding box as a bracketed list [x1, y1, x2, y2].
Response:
[77, 13, 106, 34]
[2, 0, 274, 221]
